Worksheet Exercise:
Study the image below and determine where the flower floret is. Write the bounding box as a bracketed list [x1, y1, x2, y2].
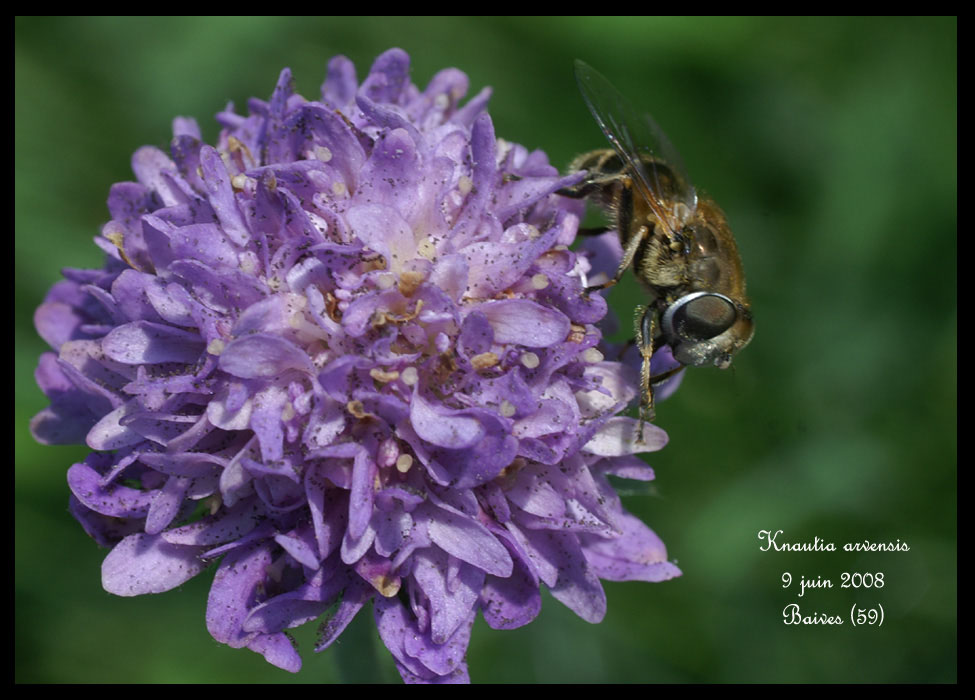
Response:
[31, 48, 680, 683]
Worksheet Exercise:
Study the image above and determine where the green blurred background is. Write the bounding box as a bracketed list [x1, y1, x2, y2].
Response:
[15, 17, 956, 683]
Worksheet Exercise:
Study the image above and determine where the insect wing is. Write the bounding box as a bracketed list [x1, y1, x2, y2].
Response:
[573, 60, 698, 230]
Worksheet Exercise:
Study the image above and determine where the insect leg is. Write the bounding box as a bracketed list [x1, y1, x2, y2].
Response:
[634, 304, 655, 442]
[582, 176, 644, 295]
[585, 222, 648, 296]
[650, 364, 684, 386]
[556, 171, 621, 199]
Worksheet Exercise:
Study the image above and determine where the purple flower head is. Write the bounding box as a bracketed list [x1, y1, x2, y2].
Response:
[31, 48, 681, 683]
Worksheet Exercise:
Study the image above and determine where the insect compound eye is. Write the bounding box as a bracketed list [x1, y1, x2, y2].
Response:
[663, 292, 737, 343]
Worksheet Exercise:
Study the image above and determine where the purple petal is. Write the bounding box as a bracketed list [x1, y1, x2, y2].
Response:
[422, 67, 469, 109]
[172, 116, 201, 140]
[301, 398, 345, 449]
[230, 293, 306, 337]
[513, 397, 577, 439]
[374, 506, 413, 557]
[477, 299, 571, 347]
[102, 533, 207, 596]
[131, 146, 185, 207]
[106, 180, 159, 240]
[422, 502, 513, 578]
[576, 362, 638, 416]
[523, 528, 606, 623]
[243, 562, 346, 634]
[399, 663, 470, 684]
[581, 511, 682, 583]
[261, 68, 296, 165]
[492, 172, 582, 223]
[304, 467, 348, 561]
[86, 402, 143, 451]
[404, 608, 476, 680]
[321, 54, 357, 107]
[293, 104, 366, 189]
[505, 464, 566, 520]
[412, 430, 519, 490]
[341, 518, 375, 565]
[315, 574, 373, 651]
[110, 269, 164, 324]
[412, 554, 479, 645]
[461, 241, 531, 298]
[57, 340, 131, 403]
[67, 460, 153, 518]
[142, 279, 194, 328]
[137, 451, 225, 478]
[206, 543, 273, 646]
[206, 381, 254, 431]
[355, 548, 402, 597]
[31, 404, 95, 446]
[597, 454, 656, 481]
[102, 320, 205, 365]
[348, 445, 377, 540]
[451, 113, 497, 244]
[145, 476, 190, 534]
[31, 354, 104, 445]
[375, 595, 471, 682]
[247, 384, 288, 461]
[582, 416, 669, 456]
[244, 586, 331, 637]
[199, 145, 251, 246]
[479, 556, 541, 630]
[246, 633, 302, 673]
[430, 253, 469, 302]
[410, 392, 483, 449]
[360, 48, 410, 104]
[162, 497, 267, 546]
[346, 203, 417, 272]
[34, 299, 85, 350]
[219, 333, 313, 378]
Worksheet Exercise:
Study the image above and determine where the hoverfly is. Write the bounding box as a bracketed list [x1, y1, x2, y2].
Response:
[563, 60, 753, 433]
